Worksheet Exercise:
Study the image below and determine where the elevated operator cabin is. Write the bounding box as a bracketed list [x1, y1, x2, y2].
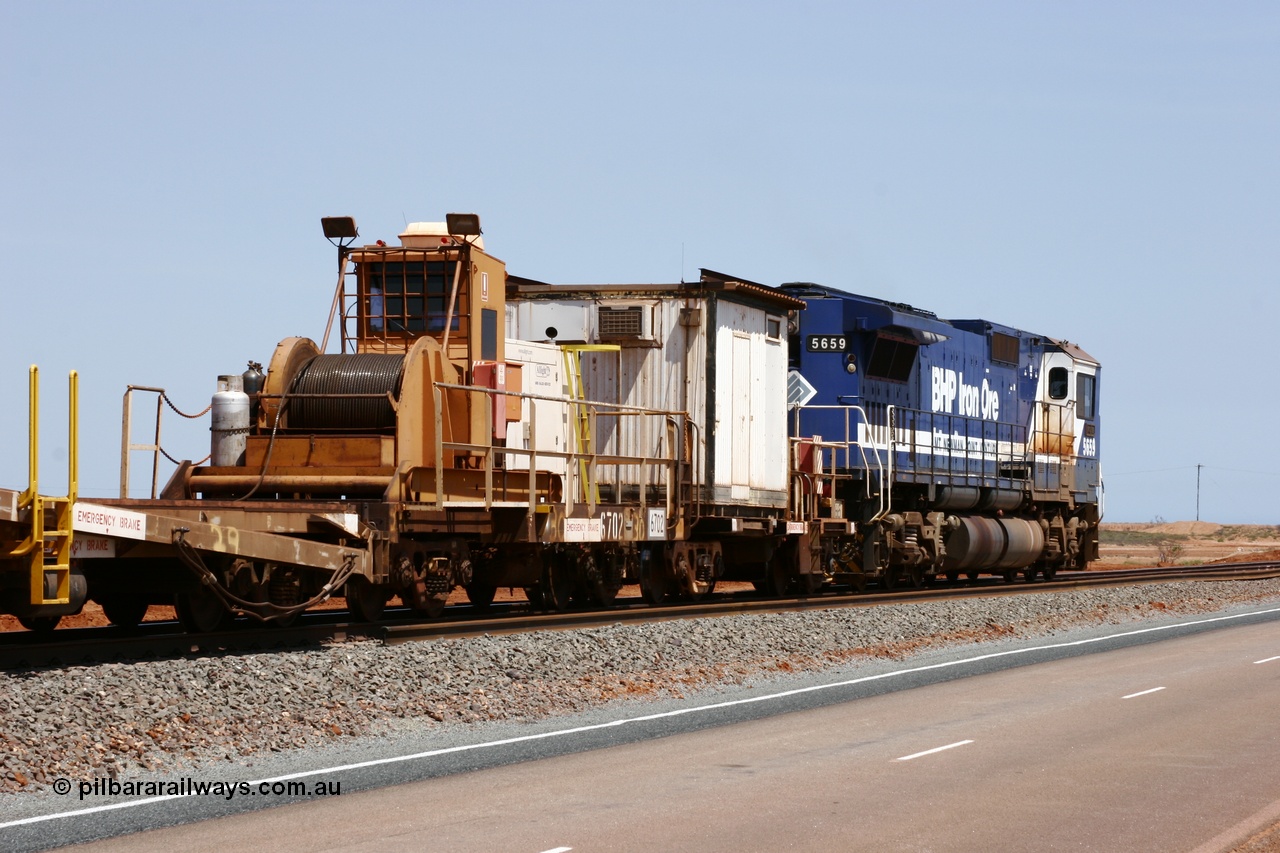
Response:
[343, 220, 506, 370]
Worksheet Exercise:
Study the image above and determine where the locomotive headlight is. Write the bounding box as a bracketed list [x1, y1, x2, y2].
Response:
[845, 353, 857, 374]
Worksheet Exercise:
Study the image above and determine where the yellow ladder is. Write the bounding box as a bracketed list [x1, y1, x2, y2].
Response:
[560, 345, 620, 503]
[9, 367, 78, 606]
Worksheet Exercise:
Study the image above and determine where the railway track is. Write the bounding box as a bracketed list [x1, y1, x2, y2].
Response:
[3, 562, 1278, 671]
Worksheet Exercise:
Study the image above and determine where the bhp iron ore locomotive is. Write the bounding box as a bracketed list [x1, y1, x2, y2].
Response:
[0, 215, 1100, 631]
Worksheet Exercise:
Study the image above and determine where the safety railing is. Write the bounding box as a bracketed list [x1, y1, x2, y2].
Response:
[120, 386, 212, 499]
[789, 404, 887, 521]
[7, 366, 78, 606]
[430, 381, 688, 539]
[792, 401, 1080, 506]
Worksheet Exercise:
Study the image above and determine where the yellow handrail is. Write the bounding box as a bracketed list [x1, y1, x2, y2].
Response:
[10, 366, 78, 606]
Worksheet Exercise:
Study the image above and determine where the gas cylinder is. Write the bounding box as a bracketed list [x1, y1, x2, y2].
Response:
[211, 375, 251, 467]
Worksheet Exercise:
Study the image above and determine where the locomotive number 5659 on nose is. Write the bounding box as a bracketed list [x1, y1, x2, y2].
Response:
[806, 335, 848, 352]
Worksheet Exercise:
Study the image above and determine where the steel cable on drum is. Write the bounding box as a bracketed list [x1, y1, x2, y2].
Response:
[232, 352, 405, 502]
[287, 354, 405, 430]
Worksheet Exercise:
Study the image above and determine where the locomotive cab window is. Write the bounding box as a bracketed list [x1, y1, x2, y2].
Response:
[1048, 366, 1069, 400]
[1077, 373, 1096, 420]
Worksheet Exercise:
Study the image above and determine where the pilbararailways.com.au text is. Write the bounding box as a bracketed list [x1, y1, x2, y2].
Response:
[55, 776, 341, 801]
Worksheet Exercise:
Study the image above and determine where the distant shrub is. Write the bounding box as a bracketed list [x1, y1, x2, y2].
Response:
[1156, 541, 1184, 567]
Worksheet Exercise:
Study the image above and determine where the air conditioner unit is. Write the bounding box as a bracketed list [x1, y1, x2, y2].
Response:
[596, 304, 655, 343]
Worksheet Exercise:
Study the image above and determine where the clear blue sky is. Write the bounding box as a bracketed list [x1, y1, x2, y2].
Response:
[2, 1, 1277, 522]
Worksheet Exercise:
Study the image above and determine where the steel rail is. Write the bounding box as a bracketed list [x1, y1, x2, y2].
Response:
[3, 562, 1278, 671]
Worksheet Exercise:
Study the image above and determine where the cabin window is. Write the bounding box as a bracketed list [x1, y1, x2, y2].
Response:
[991, 332, 1019, 365]
[1048, 366, 1069, 400]
[766, 316, 782, 341]
[865, 334, 918, 382]
[1077, 373, 1096, 420]
[362, 260, 459, 336]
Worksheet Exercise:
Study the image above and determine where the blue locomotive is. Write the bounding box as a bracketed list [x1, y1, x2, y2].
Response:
[783, 283, 1101, 588]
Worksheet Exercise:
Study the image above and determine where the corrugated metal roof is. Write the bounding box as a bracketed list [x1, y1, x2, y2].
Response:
[1049, 338, 1100, 366]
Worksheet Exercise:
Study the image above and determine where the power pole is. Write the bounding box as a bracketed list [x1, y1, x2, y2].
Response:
[1196, 464, 1202, 522]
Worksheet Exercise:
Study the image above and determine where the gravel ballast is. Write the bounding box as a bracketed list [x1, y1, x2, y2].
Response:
[2, 579, 1279, 799]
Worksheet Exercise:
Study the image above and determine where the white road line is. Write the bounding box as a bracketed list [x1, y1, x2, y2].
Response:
[897, 740, 973, 761]
[1255, 655, 1280, 664]
[3, 603, 1279, 831]
[539, 847, 573, 853]
[1122, 687, 1166, 699]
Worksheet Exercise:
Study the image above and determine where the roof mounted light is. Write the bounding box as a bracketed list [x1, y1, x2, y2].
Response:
[321, 216, 359, 246]
[445, 212, 482, 238]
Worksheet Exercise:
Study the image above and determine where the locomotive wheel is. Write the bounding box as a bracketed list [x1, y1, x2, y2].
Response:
[345, 576, 388, 622]
[523, 586, 545, 609]
[799, 573, 821, 596]
[175, 588, 231, 633]
[541, 554, 574, 612]
[17, 615, 60, 633]
[465, 582, 498, 610]
[100, 595, 149, 629]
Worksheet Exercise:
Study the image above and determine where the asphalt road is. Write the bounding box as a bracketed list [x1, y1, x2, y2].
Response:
[6, 606, 1280, 852]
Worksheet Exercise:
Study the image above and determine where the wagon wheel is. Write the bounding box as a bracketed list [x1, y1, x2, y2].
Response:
[1023, 566, 1039, 583]
[523, 585, 545, 609]
[541, 551, 575, 612]
[944, 571, 960, 584]
[585, 550, 623, 608]
[1002, 568, 1018, 584]
[465, 582, 498, 610]
[1041, 565, 1058, 582]
[640, 556, 669, 605]
[882, 566, 901, 590]
[345, 576, 388, 622]
[907, 566, 926, 589]
[17, 615, 60, 633]
[100, 594, 150, 629]
[175, 587, 231, 633]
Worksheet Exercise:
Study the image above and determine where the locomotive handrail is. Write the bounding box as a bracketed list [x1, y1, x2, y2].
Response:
[790, 403, 889, 519]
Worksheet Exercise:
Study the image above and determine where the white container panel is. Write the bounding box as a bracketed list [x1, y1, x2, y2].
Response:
[503, 340, 569, 476]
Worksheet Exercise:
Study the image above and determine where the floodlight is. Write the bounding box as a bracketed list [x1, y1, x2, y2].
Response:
[321, 216, 359, 240]
[445, 213, 482, 237]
